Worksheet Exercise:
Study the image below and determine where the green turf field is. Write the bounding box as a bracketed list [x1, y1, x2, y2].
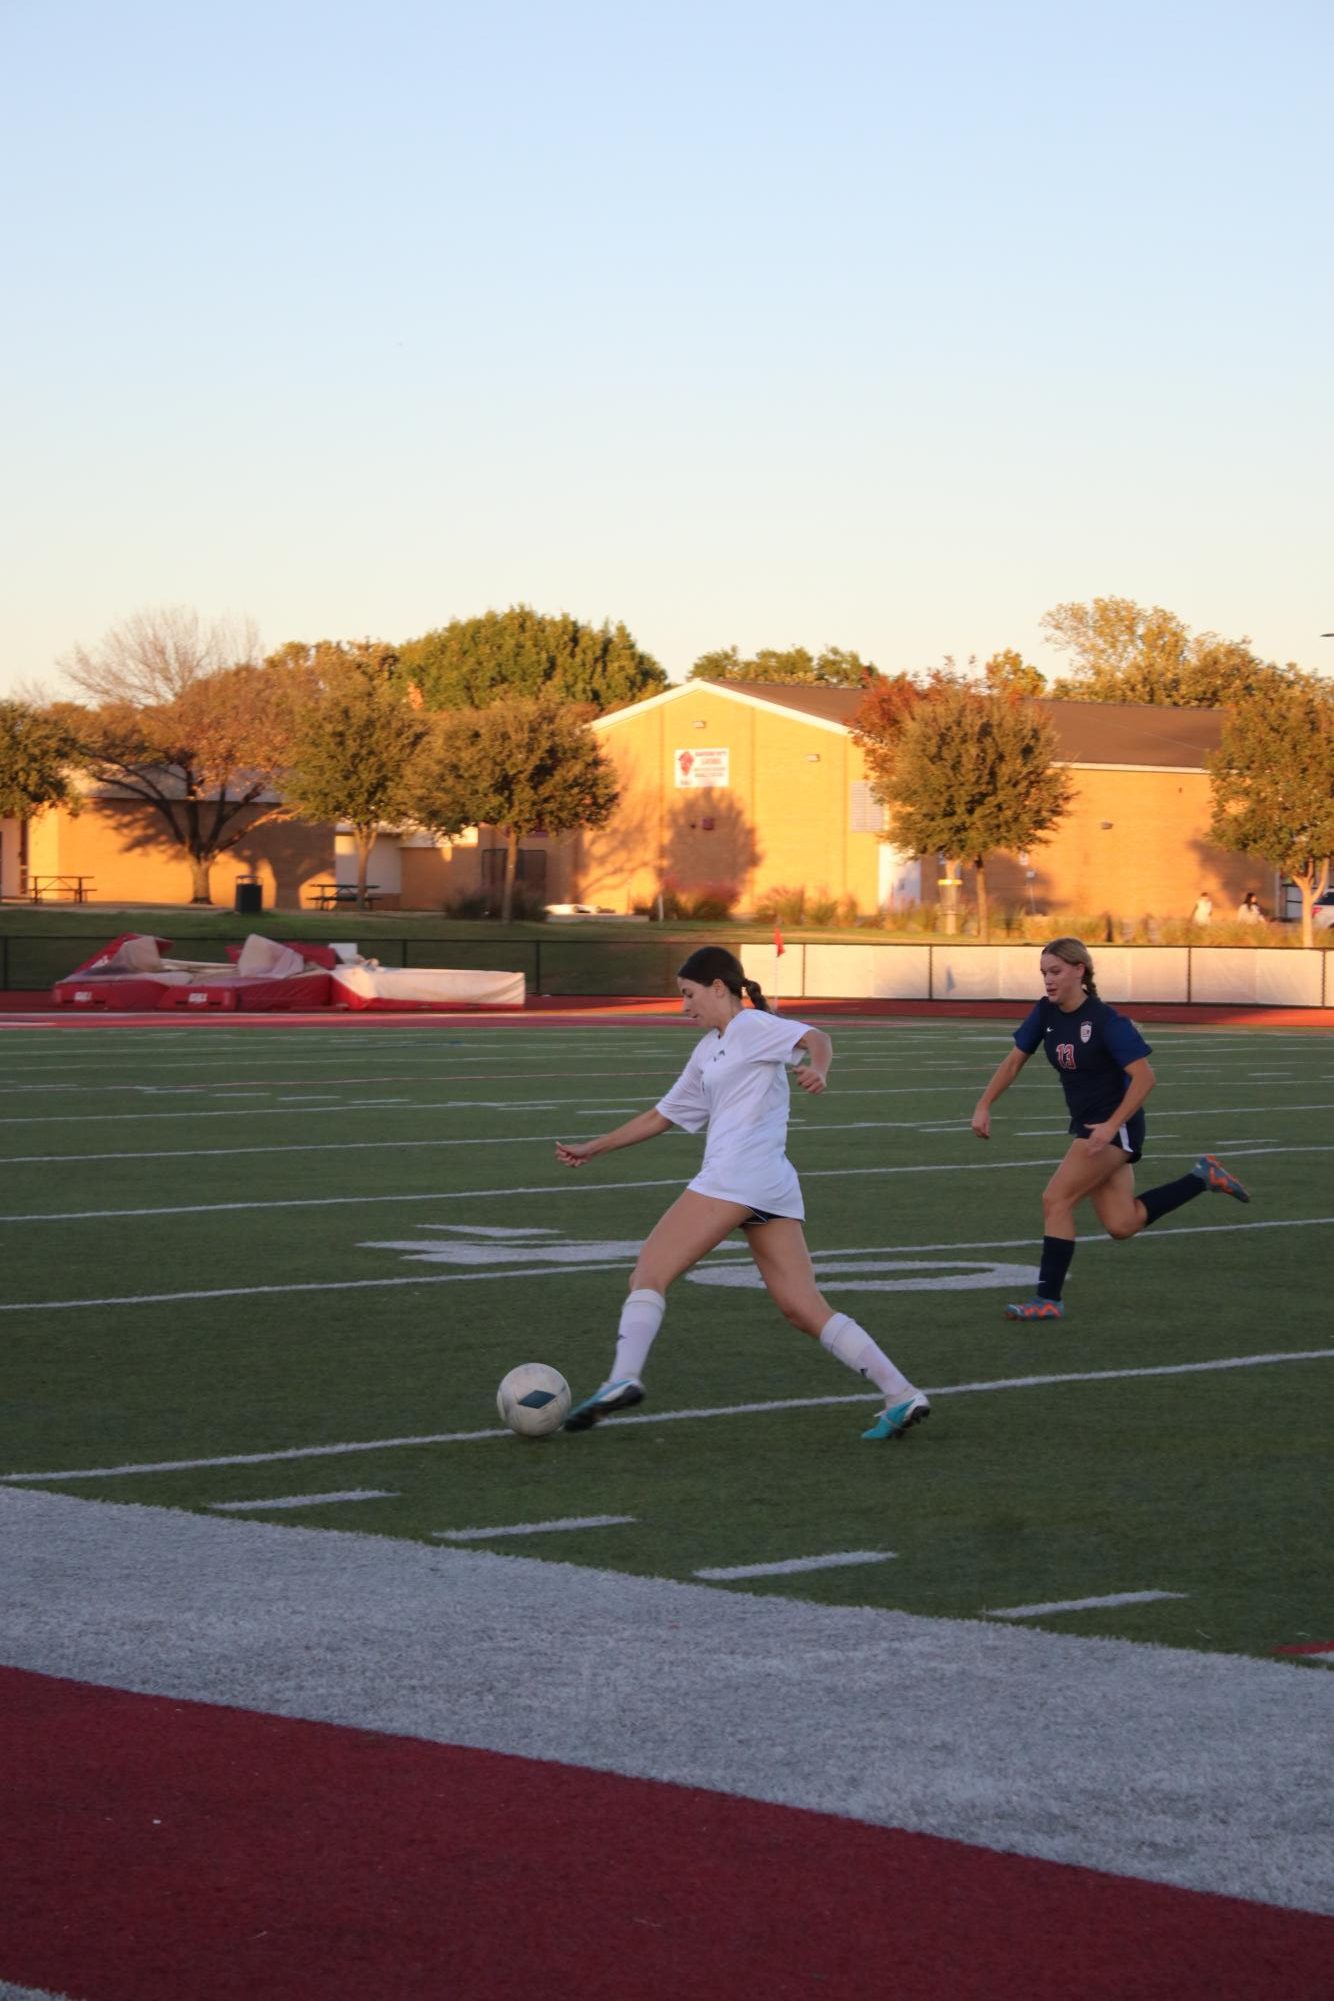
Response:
[1, 1015, 1330, 1664]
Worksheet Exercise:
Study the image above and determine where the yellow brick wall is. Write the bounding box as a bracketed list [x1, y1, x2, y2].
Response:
[569, 692, 1268, 922]
[986, 768, 1265, 920]
[25, 799, 334, 909]
[569, 690, 885, 914]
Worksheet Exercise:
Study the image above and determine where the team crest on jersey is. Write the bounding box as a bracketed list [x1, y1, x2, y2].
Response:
[1080, 1022, 1092, 1042]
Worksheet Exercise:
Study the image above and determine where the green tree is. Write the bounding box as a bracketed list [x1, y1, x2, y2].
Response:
[61, 606, 290, 903]
[870, 679, 1074, 940]
[0, 700, 83, 824]
[397, 606, 665, 714]
[282, 643, 430, 906]
[688, 644, 878, 686]
[408, 696, 619, 923]
[1040, 596, 1282, 706]
[1208, 674, 1334, 946]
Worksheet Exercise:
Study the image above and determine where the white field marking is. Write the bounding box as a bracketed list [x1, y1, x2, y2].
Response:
[0, 1082, 997, 1130]
[986, 1591, 1187, 1619]
[209, 1489, 398, 1511]
[11, 1122, 1332, 1174]
[7, 1347, 1332, 1484]
[695, 1551, 896, 1581]
[11, 1196, 1327, 1311]
[0, 1192, 1328, 1304]
[365, 1235, 650, 1266]
[690, 1257, 1040, 1293]
[434, 1515, 636, 1540]
[0, 1259, 637, 1313]
[0, 1144, 1328, 1232]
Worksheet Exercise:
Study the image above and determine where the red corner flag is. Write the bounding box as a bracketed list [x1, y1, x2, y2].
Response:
[774, 926, 786, 956]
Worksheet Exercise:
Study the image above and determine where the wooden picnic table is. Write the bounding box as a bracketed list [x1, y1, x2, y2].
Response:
[28, 875, 96, 903]
[307, 882, 381, 909]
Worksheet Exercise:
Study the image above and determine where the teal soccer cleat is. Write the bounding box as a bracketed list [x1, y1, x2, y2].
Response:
[563, 1377, 645, 1432]
[861, 1391, 931, 1442]
[1004, 1299, 1065, 1321]
[1195, 1154, 1250, 1203]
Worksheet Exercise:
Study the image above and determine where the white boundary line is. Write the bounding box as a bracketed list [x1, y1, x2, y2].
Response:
[6, 1346, 1331, 1483]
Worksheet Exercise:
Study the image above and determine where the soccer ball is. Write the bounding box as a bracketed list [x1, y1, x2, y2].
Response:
[496, 1363, 571, 1438]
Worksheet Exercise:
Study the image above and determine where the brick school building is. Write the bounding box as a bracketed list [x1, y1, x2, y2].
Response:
[0, 685, 1272, 921]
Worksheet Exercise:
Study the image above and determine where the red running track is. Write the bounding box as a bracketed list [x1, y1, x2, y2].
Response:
[4, 1667, 1332, 2001]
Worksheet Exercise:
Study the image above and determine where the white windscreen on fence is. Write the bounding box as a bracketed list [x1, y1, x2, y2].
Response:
[740, 942, 1326, 1007]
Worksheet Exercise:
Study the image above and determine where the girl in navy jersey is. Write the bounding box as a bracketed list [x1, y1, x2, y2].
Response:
[972, 937, 1249, 1320]
[555, 945, 928, 1441]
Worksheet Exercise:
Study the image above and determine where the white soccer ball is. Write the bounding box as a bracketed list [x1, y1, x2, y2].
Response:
[496, 1363, 571, 1438]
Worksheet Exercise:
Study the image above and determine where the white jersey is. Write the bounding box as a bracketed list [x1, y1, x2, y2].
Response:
[655, 1006, 811, 1216]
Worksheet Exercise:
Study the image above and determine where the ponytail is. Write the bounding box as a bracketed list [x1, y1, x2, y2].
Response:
[677, 945, 769, 1007]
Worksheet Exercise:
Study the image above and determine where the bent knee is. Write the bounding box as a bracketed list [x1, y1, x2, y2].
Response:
[776, 1296, 828, 1337]
[1103, 1216, 1141, 1242]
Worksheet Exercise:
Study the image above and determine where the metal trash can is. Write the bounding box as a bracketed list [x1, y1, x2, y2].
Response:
[234, 878, 263, 915]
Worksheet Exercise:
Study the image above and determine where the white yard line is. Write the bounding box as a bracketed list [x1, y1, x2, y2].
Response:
[209, 1489, 398, 1511]
[986, 1591, 1187, 1619]
[0, 1209, 1326, 1316]
[0, 1211, 1328, 1315]
[6, 1346, 1331, 1484]
[696, 1551, 896, 1581]
[433, 1515, 635, 1541]
[7, 1128, 1332, 1172]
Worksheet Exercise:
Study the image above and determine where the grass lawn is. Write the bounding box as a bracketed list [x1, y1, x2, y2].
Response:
[1, 1014, 1330, 1664]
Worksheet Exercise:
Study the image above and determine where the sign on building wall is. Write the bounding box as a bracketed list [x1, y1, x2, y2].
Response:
[674, 747, 730, 788]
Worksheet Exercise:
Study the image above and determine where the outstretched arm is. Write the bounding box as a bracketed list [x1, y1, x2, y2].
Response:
[793, 1026, 832, 1095]
[971, 1046, 1030, 1140]
[555, 1108, 673, 1168]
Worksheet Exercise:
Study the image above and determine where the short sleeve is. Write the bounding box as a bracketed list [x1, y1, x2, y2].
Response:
[1102, 1007, 1152, 1065]
[656, 1056, 710, 1133]
[729, 1009, 810, 1066]
[1013, 1003, 1045, 1055]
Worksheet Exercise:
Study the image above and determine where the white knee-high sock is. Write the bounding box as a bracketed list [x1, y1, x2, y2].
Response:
[819, 1312, 914, 1400]
[612, 1288, 666, 1382]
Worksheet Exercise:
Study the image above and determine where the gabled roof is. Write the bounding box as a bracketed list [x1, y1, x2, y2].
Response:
[593, 678, 853, 739]
[596, 680, 1223, 770]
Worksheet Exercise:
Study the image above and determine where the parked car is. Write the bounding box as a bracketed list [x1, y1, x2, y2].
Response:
[1314, 889, 1334, 930]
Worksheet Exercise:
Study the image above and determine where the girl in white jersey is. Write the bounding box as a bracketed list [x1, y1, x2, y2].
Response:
[555, 945, 928, 1442]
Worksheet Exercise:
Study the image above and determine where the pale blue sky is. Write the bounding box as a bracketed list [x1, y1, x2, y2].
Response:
[3, 0, 1331, 695]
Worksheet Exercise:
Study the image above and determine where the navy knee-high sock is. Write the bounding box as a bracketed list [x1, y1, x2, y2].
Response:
[1036, 1236, 1075, 1301]
[1137, 1172, 1208, 1228]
